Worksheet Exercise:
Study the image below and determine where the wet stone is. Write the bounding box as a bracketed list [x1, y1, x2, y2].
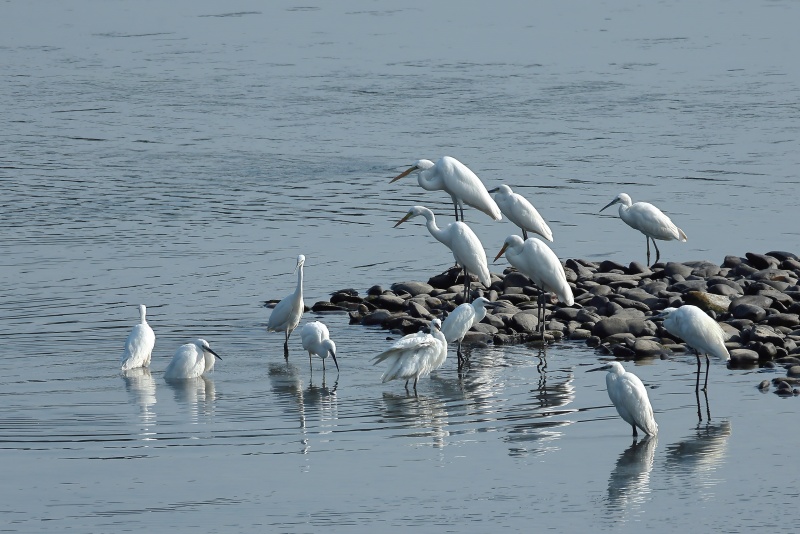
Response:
[570, 329, 593, 340]
[787, 365, 800, 377]
[510, 312, 539, 333]
[758, 380, 771, 390]
[611, 344, 636, 358]
[684, 291, 732, 314]
[708, 284, 741, 297]
[368, 294, 407, 311]
[361, 309, 394, 326]
[503, 271, 531, 289]
[633, 339, 669, 358]
[311, 301, 348, 312]
[731, 303, 767, 322]
[592, 317, 631, 338]
[729, 349, 760, 366]
[668, 280, 708, 293]
[391, 281, 434, 297]
[406, 301, 433, 319]
[471, 323, 499, 335]
[367, 285, 384, 296]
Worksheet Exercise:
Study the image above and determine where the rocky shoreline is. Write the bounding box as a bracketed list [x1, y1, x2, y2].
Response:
[285, 251, 800, 395]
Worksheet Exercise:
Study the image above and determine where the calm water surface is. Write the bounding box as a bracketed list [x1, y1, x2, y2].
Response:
[1, 1, 799, 531]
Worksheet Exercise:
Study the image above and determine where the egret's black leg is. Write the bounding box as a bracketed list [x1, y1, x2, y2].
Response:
[284, 331, 290, 360]
[463, 268, 471, 302]
[413, 377, 418, 395]
[404, 379, 410, 393]
[703, 354, 710, 392]
[459, 203, 465, 222]
[646, 235, 651, 266]
[632, 425, 638, 438]
[453, 201, 460, 221]
[522, 228, 528, 240]
[652, 238, 661, 265]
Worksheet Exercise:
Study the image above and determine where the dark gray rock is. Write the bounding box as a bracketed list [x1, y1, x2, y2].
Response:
[632, 339, 669, 358]
[510, 312, 539, 333]
[367, 285, 384, 296]
[570, 329, 593, 340]
[471, 322, 499, 335]
[758, 380, 771, 390]
[708, 284, 741, 297]
[503, 271, 532, 289]
[392, 281, 435, 297]
[406, 301, 434, 319]
[746, 252, 780, 270]
[311, 301, 348, 312]
[664, 262, 693, 278]
[361, 309, 394, 326]
[767, 313, 800, 328]
[729, 348, 759, 366]
[668, 280, 708, 293]
[368, 294, 407, 311]
[592, 317, 631, 338]
[731, 303, 767, 322]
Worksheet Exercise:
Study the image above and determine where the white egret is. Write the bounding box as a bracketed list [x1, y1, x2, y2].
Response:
[441, 297, 496, 366]
[267, 254, 305, 357]
[300, 321, 339, 372]
[588, 361, 658, 438]
[600, 192, 687, 266]
[372, 318, 448, 393]
[494, 235, 574, 336]
[391, 156, 502, 222]
[164, 338, 222, 380]
[488, 184, 553, 241]
[395, 206, 491, 301]
[121, 304, 156, 371]
[655, 305, 730, 391]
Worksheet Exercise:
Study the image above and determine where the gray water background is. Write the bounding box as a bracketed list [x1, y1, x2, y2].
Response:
[1, 1, 799, 531]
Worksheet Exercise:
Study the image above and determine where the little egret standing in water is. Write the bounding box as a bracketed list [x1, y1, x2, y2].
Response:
[267, 255, 305, 357]
[588, 361, 658, 438]
[395, 206, 490, 301]
[441, 297, 496, 366]
[390, 156, 501, 221]
[600, 192, 687, 266]
[372, 318, 447, 393]
[489, 184, 553, 241]
[164, 339, 222, 380]
[494, 235, 573, 336]
[121, 304, 156, 371]
[300, 321, 339, 373]
[655, 305, 730, 391]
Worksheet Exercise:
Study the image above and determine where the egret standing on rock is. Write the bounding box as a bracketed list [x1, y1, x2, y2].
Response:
[300, 321, 339, 373]
[588, 361, 658, 438]
[164, 338, 222, 380]
[267, 254, 305, 358]
[494, 235, 574, 336]
[121, 304, 156, 371]
[600, 193, 687, 266]
[395, 206, 491, 301]
[441, 297, 496, 366]
[489, 184, 553, 242]
[372, 318, 447, 393]
[655, 305, 730, 391]
[390, 156, 502, 222]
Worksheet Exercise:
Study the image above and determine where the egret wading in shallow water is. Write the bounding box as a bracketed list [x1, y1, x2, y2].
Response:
[588, 361, 658, 438]
[494, 235, 574, 337]
[121, 304, 156, 371]
[655, 305, 730, 392]
[395, 206, 491, 301]
[441, 297, 496, 366]
[164, 338, 222, 380]
[488, 184, 553, 242]
[600, 193, 687, 266]
[267, 255, 305, 358]
[372, 318, 447, 393]
[300, 321, 339, 373]
[390, 156, 502, 222]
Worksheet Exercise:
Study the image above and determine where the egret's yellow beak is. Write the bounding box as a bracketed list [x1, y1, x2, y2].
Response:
[390, 165, 417, 183]
[493, 243, 509, 263]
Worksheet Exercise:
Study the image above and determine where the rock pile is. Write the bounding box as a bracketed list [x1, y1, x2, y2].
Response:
[295, 251, 800, 392]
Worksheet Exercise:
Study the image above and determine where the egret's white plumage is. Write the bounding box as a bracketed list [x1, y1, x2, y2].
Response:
[489, 184, 553, 242]
[655, 305, 730, 391]
[267, 254, 306, 355]
[121, 304, 156, 371]
[164, 338, 222, 380]
[494, 235, 573, 334]
[600, 193, 687, 266]
[589, 361, 658, 437]
[391, 156, 502, 221]
[300, 321, 339, 372]
[441, 297, 495, 364]
[372, 318, 447, 392]
[395, 206, 490, 300]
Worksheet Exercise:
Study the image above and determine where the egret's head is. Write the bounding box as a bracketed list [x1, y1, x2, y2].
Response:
[587, 361, 623, 374]
[494, 235, 524, 262]
[393, 205, 426, 228]
[474, 296, 497, 308]
[600, 193, 632, 213]
[138, 304, 147, 319]
[294, 255, 306, 272]
[653, 307, 678, 321]
[488, 184, 512, 195]
[430, 318, 442, 332]
[390, 159, 434, 183]
[197, 338, 222, 360]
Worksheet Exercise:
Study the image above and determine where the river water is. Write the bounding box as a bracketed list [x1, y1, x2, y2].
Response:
[1, 1, 799, 532]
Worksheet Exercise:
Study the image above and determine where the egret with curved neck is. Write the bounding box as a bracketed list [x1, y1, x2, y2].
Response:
[267, 255, 306, 358]
[391, 156, 501, 222]
[488, 184, 553, 241]
[395, 206, 490, 301]
[600, 192, 687, 266]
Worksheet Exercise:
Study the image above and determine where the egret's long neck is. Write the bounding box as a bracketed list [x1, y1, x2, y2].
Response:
[295, 264, 304, 301]
[417, 168, 443, 192]
[473, 304, 487, 324]
[420, 209, 446, 244]
[204, 350, 215, 371]
[139, 306, 147, 324]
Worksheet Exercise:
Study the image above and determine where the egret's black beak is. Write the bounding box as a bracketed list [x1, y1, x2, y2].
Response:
[600, 199, 617, 213]
[206, 347, 222, 360]
[330, 351, 339, 371]
[488, 187, 499, 193]
[586, 364, 609, 373]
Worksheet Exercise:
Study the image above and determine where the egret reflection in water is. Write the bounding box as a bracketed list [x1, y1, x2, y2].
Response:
[664, 420, 732, 500]
[121, 367, 157, 441]
[380, 392, 450, 448]
[605, 436, 658, 522]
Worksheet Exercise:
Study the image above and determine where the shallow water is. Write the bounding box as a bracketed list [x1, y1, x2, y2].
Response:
[1, 1, 799, 531]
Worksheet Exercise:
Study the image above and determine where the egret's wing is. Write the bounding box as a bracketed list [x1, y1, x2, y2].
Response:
[507, 194, 553, 242]
[164, 346, 203, 380]
[674, 308, 729, 360]
[450, 222, 491, 287]
[439, 157, 502, 220]
[441, 304, 475, 343]
[524, 239, 574, 306]
[121, 323, 155, 370]
[625, 203, 684, 241]
[267, 293, 303, 332]
[620, 373, 658, 436]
